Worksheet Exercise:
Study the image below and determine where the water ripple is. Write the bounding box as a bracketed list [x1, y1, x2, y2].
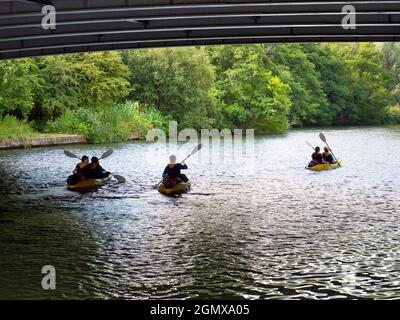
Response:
[0, 127, 400, 299]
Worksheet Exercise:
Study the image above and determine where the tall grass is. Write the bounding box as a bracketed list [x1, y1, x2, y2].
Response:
[44, 101, 169, 144]
[0, 115, 35, 140]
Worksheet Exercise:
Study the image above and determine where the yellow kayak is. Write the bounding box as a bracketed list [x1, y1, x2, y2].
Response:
[67, 176, 112, 190]
[306, 162, 341, 171]
[158, 182, 191, 195]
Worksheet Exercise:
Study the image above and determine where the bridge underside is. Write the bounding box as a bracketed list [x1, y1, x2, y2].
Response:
[0, 0, 400, 59]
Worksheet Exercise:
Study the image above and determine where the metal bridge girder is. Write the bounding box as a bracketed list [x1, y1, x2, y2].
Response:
[0, 0, 399, 59]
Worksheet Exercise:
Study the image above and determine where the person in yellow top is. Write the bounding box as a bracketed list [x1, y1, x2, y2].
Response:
[67, 155, 89, 185]
[322, 147, 336, 164]
[73, 155, 89, 180]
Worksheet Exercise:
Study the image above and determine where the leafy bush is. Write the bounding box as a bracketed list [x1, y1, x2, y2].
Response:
[30, 52, 130, 129]
[124, 47, 219, 129]
[0, 59, 40, 119]
[252, 115, 289, 135]
[44, 101, 168, 144]
[0, 115, 35, 140]
[384, 105, 400, 124]
[209, 45, 291, 133]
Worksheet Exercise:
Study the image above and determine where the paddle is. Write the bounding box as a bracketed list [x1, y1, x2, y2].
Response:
[306, 140, 334, 168]
[182, 143, 203, 163]
[64, 149, 113, 160]
[99, 149, 113, 160]
[306, 141, 316, 150]
[156, 143, 203, 187]
[64, 150, 80, 159]
[64, 149, 126, 183]
[319, 132, 340, 166]
[97, 150, 127, 182]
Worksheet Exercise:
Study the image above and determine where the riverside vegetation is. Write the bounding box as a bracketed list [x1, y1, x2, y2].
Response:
[1, 43, 400, 144]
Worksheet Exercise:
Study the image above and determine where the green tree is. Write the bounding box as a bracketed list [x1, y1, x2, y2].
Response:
[298, 44, 354, 125]
[382, 42, 400, 104]
[268, 44, 329, 126]
[32, 52, 130, 127]
[208, 45, 291, 133]
[0, 59, 40, 118]
[336, 43, 392, 124]
[123, 47, 219, 129]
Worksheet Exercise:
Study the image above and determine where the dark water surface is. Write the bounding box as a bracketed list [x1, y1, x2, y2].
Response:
[0, 127, 399, 299]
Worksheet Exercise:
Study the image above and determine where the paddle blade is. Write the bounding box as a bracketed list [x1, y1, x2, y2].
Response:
[100, 149, 113, 159]
[319, 132, 327, 143]
[182, 143, 203, 162]
[306, 141, 315, 150]
[190, 143, 203, 155]
[112, 174, 126, 183]
[64, 150, 79, 159]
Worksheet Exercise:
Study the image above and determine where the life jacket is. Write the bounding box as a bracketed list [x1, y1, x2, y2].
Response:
[76, 162, 88, 177]
[323, 151, 331, 158]
[323, 151, 335, 163]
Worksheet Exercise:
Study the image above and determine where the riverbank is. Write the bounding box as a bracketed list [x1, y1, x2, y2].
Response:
[0, 132, 141, 149]
[0, 134, 86, 149]
[0, 132, 141, 150]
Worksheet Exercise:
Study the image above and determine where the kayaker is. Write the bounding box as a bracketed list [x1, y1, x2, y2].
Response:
[73, 155, 89, 178]
[308, 146, 326, 167]
[67, 155, 89, 185]
[162, 155, 188, 188]
[84, 157, 110, 179]
[322, 147, 336, 164]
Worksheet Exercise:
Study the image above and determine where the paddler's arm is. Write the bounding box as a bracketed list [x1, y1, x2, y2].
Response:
[98, 165, 107, 173]
[162, 166, 168, 178]
[180, 162, 188, 170]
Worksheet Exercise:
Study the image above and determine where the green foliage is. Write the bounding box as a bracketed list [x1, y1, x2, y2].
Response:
[382, 43, 400, 104]
[44, 101, 168, 144]
[299, 44, 353, 125]
[208, 45, 291, 132]
[1, 43, 400, 143]
[123, 47, 219, 129]
[0, 59, 40, 118]
[384, 105, 400, 124]
[268, 44, 329, 126]
[32, 51, 130, 128]
[335, 43, 392, 125]
[0, 115, 35, 140]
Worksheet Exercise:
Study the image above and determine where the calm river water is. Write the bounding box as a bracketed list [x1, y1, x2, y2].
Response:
[0, 127, 399, 299]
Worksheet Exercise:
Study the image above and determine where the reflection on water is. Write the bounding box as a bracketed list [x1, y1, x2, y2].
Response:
[0, 127, 400, 299]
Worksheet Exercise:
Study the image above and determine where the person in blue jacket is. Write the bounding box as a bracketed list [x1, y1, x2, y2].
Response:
[162, 155, 188, 187]
[322, 147, 336, 164]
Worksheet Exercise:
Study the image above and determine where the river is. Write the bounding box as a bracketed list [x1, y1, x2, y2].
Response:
[0, 127, 399, 299]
